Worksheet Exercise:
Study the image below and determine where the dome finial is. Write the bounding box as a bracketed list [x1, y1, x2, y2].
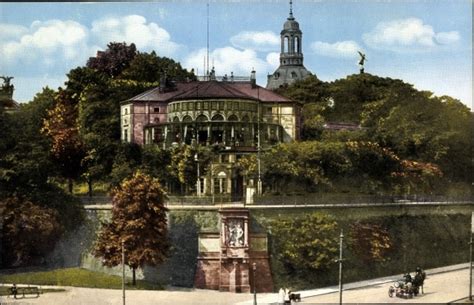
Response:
[289, 0, 294, 19]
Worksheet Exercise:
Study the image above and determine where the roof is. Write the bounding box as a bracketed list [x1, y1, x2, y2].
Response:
[124, 81, 292, 104]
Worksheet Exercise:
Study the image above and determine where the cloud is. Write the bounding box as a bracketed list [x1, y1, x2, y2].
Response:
[0, 20, 92, 70]
[183, 47, 271, 77]
[311, 40, 361, 58]
[435, 31, 460, 45]
[0, 23, 28, 40]
[266, 52, 279, 69]
[91, 15, 179, 56]
[363, 18, 460, 52]
[230, 31, 279, 51]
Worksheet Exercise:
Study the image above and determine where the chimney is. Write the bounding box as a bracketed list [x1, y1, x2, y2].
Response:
[250, 69, 257, 88]
[159, 70, 168, 93]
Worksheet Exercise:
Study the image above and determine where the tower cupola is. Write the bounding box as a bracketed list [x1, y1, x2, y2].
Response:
[266, 0, 312, 89]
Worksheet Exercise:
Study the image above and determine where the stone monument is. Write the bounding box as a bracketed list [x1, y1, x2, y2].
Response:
[194, 208, 273, 292]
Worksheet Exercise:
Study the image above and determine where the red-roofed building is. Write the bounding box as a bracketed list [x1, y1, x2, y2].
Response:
[121, 71, 301, 200]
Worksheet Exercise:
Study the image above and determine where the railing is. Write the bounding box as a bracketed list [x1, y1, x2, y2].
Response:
[78, 193, 473, 207]
[253, 193, 474, 206]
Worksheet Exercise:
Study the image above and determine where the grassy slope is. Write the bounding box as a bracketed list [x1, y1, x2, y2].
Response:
[0, 268, 162, 290]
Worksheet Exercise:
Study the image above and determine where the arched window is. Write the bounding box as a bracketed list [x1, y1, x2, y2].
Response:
[241, 115, 250, 122]
[196, 114, 209, 122]
[182, 115, 192, 122]
[295, 37, 300, 53]
[284, 36, 289, 53]
[212, 114, 225, 121]
[228, 114, 238, 121]
[173, 116, 180, 122]
[214, 171, 227, 194]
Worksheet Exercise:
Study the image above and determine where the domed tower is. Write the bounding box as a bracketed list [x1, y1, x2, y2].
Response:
[266, 0, 312, 90]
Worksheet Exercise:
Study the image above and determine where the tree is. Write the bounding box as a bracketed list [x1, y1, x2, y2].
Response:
[121, 51, 196, 82]
[269, 212, 338, 274]
[87, 42, 137, 78]
[42, 90, 85, 193]
[1, 88, 57, 197]
[348, 222, 393, 264]
[94, 171, 169, 285]
[0, 197, 62, 267]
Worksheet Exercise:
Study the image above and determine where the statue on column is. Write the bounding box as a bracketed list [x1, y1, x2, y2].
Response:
[0, 76, 14, 98]
[357, 51, 366, 74]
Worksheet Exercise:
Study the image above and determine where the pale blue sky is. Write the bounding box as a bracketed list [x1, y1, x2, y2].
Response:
[0, 0, 472, 109]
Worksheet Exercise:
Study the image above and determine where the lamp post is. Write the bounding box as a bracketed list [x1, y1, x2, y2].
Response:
[194, 153, 201, 197]
[252, 262, 257, 305]
[122, 240, 125, 305]
[256, 92, 262, 195]
[470, 212, 473, 301]
[337, 230, 344, 305]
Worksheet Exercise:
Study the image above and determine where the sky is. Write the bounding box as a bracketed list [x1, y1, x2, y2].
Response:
[0, 0, 472, 109]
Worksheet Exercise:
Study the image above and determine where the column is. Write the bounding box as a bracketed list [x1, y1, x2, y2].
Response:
[229, 261, 238, 293]
[207, 125, 211, 145]
[221, 220, 226, 246]
[163, 125, 168, 149]
[244, 218, 249, 247]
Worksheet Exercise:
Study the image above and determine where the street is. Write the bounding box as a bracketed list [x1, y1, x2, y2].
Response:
[0, 264, 471, 305]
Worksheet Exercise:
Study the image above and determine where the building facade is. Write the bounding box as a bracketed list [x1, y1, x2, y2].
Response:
[266, 1, 312, 89]
[121, 72, 301, 200]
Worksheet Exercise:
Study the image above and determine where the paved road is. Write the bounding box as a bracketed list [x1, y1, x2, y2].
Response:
[0, 286, 257, 305]
[301, 266, 470, 304]
[1, 264, 471, 305]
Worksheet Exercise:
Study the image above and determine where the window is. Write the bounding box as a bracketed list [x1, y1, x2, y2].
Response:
[123, 129, 128, 142]
[204, 101, 209, 110]
[211, 101, 218, 110]
[214, 171, 227, 194]
[154, 117, 160, 123]
[124, 108, 128, 115]
[154, 107, 160, 113]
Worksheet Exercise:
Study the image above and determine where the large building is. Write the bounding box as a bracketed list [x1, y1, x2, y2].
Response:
[121, 71, 301, 200]
[266, 0, 312, 89]
[121, 2, 308, 201]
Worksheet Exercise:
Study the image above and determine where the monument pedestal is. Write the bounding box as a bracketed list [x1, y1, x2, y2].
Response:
[194, 208, 273, 293]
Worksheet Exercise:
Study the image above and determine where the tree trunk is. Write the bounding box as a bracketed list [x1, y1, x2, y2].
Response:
[132, 267, 136, 286]
[68, 178, 73, 194]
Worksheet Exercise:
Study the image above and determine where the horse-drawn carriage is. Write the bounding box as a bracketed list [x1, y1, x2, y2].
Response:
[388, 268, 426, 299]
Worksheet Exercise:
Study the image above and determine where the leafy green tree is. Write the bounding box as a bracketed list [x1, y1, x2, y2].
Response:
[94, 171, 169, 285]
[140, 145, 173, 183]
[348, 222, 393, 264]
[275, 75, 328, 105]
[0, 197, 62, 267]
[87, 42, 137, 78]
[42, 90, 86, 193]
[269, 213, 338, 273]
[122, 51, 196, 82]
[167, 145, 215, 194]
[1, 88, 57, 197]
[109, 142, 142, 187]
